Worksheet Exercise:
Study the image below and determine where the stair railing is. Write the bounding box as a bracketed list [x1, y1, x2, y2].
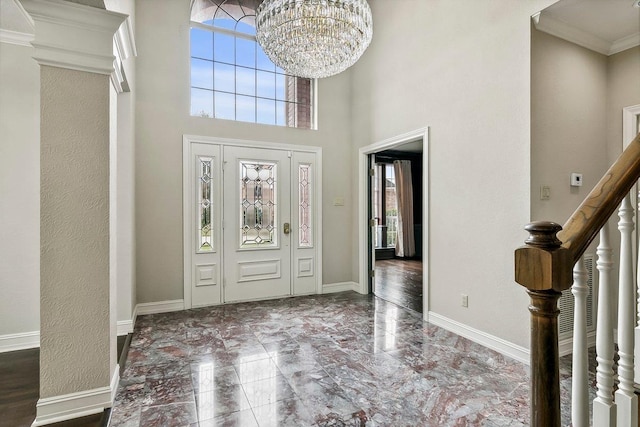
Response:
[515, 132, 640, 427]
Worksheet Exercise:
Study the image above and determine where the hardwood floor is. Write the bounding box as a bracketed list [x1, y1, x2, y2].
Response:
[0, 335, 128, 427]
[374, 258, 423, 313]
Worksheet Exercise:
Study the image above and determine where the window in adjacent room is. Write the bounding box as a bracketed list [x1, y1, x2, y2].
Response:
[190, 0, 315, 129]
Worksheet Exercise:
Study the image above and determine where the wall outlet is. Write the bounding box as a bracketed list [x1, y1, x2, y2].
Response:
[461, 294, 468, 308]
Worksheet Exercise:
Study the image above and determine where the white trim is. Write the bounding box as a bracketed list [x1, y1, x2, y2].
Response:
[610, 32, 640, 56]
[32, 385, 111, 426]
[322, 281, 360, 294]
[0, 330, 40, 352]
[113, 17, 136, 61]
[623, 104, 640, 150]
[0, 28, 34, 46]
[110, 365, 119, 404]
[135, 299, 185, 316]
[559, 330, 597, 357]
[358, 127, 430, 316]
[183, 135, 324, 154]
[533, 12, 640, 56]
[21, 0, 126, 75]
[428, 312, 530, 365]
[116, 320, 133, 336]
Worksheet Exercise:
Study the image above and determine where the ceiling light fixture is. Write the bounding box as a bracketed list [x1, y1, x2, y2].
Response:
[255, 0, 373, 79]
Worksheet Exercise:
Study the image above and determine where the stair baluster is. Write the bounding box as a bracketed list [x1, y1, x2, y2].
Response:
[616, 195, 638, 427]
[593, 224, 617, 426]
[572, 256, 589, 427]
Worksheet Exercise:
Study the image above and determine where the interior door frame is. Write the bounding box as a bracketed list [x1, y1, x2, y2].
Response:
[182, 134, 323, 310]
[358, 127, 430, 320]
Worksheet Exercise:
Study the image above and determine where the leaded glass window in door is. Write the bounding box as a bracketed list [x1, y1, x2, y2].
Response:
[198, 156, 213, 252]
[240, 161, 277, 248]
[298, 164, 312, 247]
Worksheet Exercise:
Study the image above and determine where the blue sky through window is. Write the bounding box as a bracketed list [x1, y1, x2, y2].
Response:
[190, 16, 309, 128]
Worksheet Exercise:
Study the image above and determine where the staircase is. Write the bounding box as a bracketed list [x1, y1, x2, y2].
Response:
[515, 132, 640, 427]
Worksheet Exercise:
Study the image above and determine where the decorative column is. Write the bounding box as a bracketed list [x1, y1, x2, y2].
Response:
[20, 1, 126, 425]
[515, 221, 573, 427]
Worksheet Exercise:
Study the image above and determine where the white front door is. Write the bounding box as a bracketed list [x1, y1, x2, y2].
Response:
[183, 137, 321, 308]
[222, 146, 291, 302]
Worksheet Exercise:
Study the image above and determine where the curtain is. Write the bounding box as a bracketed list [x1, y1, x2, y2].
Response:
[393, 160, 415, 258]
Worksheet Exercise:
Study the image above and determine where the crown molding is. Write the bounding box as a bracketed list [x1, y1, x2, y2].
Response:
[21, 0, 126, 75]
[114, 16, 136, 61]
[0, 28, 34, 46]
[610, 32, 640, 56]
[533, 12, 610, 55]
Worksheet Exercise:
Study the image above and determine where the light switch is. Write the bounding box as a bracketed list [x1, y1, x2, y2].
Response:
[570, 173, 583, 187]
[541, 186, 550, 200]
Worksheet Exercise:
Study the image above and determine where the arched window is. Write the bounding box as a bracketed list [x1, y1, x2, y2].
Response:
[190, 0, 315, 129]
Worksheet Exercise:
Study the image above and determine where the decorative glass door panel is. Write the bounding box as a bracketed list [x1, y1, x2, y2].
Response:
[240, 161, 278, 248]
[223, 146, 291, 302]
[188, 143, 222, 307]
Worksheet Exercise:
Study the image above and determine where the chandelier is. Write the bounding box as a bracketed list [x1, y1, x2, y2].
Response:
[255, 0, 373, 79]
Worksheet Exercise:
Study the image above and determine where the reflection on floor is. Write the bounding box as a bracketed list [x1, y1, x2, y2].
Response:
[374, 259, 422, 313]
[109, 291, 578, 427]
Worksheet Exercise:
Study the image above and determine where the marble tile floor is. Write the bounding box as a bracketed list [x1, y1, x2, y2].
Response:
[110, 292, 584, 427]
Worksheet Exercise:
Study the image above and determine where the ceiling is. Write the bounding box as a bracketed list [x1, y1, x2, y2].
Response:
[535, 0, 640, 56]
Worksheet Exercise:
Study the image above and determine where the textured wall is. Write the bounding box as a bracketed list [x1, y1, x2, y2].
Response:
[134, 0, 353, 303]
[0, 42, 41, 337]
[350, 0, 557, 349]
[40, 65, 111, 397]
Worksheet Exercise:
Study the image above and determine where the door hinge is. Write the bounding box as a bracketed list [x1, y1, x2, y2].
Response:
[369, 269, 375, 278]
[369, 219, 376, 227]
[369, 168, 375, 177]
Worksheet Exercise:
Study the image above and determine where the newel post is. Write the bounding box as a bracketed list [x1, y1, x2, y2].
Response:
[515, 221, 574, 427]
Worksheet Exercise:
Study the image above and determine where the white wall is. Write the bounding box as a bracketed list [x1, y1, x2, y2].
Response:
[607, 46, 640, 162]
[350, 0, 557, 349]
[0, 41, 40, 339]
[134, 0, 353, 303]
[531, 28, 609, 224]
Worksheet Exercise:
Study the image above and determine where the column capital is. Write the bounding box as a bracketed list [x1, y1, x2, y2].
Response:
[21, 0, 126, 75]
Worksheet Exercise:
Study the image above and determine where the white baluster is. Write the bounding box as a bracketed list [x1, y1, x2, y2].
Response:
[572, 256, 589, 427]
[593, 225, 616, 426]
[635, 188, 640, 385]
[617, 195, 638, 427]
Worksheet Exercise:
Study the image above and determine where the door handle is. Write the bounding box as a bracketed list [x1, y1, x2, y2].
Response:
[283, 223, 290, 235]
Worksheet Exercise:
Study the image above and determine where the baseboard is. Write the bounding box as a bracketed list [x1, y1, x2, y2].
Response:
[135, 299, 185, 316]
[116, 320, 133, 336]
[31, 384, 112, 426]
[428, 312, 530, 365]
[322, 282, 359, 294]
[558, 330, 597, 357]
[0, 330, 40, 353]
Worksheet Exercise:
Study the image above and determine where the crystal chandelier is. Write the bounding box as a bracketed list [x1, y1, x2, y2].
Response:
[255, 0, 373, 79]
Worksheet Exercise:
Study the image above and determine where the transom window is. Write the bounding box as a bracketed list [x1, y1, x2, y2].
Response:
[190, 0, 315, 129]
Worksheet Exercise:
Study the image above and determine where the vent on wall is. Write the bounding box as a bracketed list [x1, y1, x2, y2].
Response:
[559, 254, 595, 339]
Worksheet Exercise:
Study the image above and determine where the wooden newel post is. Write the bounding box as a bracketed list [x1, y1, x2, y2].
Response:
[515, 221, 574, 427]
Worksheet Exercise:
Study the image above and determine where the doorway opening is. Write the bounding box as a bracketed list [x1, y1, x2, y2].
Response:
[358, 128, 429, 318]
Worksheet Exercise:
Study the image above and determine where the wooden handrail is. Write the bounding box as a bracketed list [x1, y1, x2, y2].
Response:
[560, 132, 640, 262]
[515, 131, 640, 427]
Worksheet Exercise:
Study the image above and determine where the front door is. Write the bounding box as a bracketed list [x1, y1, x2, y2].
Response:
[183, 137, 321, 308]
[222, 146, 291, 302]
